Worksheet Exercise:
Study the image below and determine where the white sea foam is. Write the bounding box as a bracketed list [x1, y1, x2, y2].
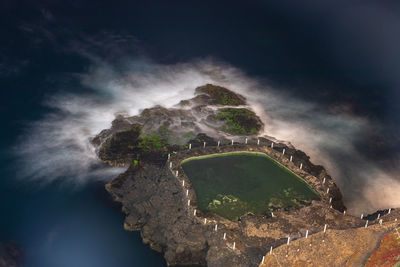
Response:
[15, 58, 400, 214]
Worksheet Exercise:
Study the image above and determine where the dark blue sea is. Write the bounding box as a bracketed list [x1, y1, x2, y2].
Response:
[0, 160, 166, 267]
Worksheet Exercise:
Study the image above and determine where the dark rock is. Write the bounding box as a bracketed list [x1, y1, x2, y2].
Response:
[98, 124, 142, 166]
[92, 84, 365, 266]
[188, 133, 218, 148]
[103, 139, 362, 266]
[194, 84, 246, 106]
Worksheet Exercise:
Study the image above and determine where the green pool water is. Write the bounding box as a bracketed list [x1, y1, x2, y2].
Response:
[181, 152, 319, 221]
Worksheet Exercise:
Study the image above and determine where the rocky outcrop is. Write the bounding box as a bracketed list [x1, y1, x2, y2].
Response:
[92, 84, 263, 151]
[92, 84, 382, 266]
[97, 124, 142, 166]
[216, 108, 263, 135]
[104, 137, 362, 266]
[194, 84, 246, 106]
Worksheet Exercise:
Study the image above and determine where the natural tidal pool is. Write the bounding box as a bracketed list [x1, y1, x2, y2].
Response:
[181, 152, 319, 220]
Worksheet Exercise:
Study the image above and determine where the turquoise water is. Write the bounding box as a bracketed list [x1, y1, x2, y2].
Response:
[182, 152, 319, 220]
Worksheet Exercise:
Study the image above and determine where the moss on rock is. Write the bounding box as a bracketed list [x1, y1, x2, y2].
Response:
[217, 108, 263, 135]
[98, 123, 170, 165]
[138, 134, 168, 152]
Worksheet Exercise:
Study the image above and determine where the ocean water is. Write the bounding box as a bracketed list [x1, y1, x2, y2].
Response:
[0, 153, 166, 267]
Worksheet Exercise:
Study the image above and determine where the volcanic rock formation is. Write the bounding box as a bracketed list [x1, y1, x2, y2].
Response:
[92, 84, 398, 266]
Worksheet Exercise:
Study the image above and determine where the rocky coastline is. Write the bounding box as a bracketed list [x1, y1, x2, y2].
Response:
[93, 84, 399, 266]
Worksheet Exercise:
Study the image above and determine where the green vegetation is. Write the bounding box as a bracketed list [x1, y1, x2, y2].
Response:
[220, 93, 237, 105]
[138, 134, 167, 152]
[182, 152, 319, 221]
[217, 108, 261, 135]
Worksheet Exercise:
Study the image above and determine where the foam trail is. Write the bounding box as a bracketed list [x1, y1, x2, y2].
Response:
[15, 58, 400, 214]
[15, 60, 214, 184]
